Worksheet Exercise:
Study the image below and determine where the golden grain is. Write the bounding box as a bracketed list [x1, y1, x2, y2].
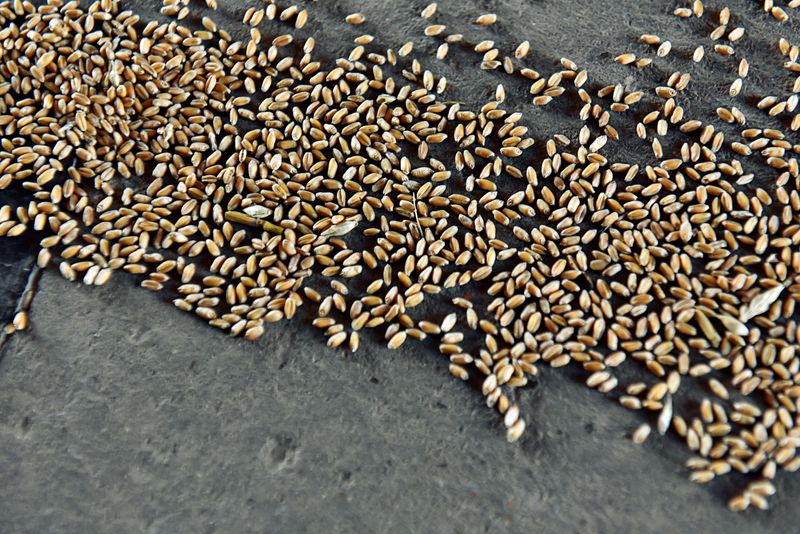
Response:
[0, 0, 796, 511]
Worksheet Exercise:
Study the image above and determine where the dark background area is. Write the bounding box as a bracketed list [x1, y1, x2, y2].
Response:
[1, 0, 799, 532]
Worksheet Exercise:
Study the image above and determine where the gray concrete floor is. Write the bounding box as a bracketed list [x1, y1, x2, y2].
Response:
[1, 0, 799, 532]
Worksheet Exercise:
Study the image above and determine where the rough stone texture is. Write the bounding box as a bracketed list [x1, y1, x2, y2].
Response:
[2, 273, 799, 533]
[0, 232, 37, 323]
[0, 0, 799, 532]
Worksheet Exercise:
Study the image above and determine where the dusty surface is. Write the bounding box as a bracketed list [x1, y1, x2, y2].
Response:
[4, 274, 800, 533]
[1, 0, 799, 532]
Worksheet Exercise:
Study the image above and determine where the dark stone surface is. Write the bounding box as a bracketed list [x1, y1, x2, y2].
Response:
[0, 0, 799, 532]
[2, 273, 798, 533]
[0, 239, 34, 326]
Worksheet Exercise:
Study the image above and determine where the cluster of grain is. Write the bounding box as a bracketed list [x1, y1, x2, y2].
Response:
[0, 0, 798, 511]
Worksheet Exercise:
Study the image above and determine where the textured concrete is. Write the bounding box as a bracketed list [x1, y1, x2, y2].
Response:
[1, 0, 799, 532]
[2, 273, 799, 533]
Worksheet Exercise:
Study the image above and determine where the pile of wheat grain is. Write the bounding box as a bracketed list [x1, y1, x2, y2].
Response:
[0, 0, 799, 511]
